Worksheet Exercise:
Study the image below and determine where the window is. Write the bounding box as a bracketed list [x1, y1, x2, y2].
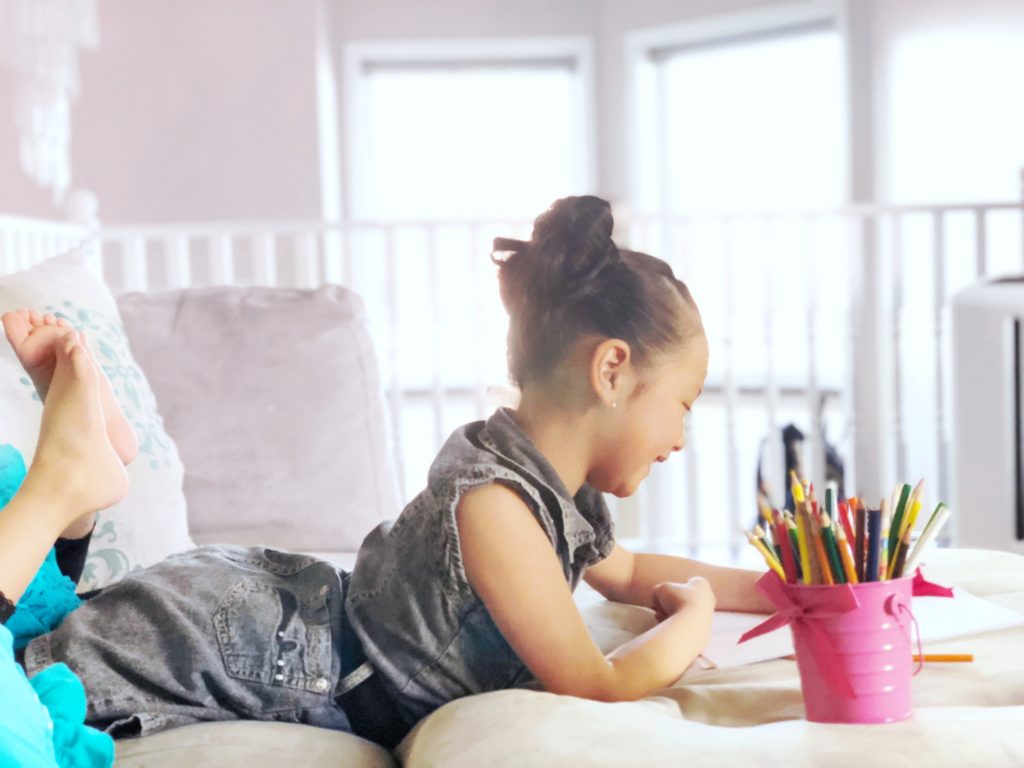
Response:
[346, 38, 594, 221]
[627, 8, 849, 556]
[343, 39, 594, 500]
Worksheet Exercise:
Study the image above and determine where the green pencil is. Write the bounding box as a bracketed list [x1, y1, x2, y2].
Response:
[822, 514, 846, 584]
[887, 484, 911, 561]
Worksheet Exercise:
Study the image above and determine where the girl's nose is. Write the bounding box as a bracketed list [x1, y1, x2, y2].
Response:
[673, 426, 686, 452]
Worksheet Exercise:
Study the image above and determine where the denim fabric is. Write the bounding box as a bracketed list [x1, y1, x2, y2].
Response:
[346, 407, 615, 731]
[23, 545, 353, 738]
[22, 408, 614, 744]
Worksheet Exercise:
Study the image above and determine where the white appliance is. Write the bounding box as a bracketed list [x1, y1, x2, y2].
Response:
[951, 277, 1024, 552]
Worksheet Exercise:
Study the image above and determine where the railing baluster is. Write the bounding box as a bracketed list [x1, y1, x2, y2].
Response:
[469, 225, 488, 420]
[384, 227, 406, 501]
[121, 236, 148, 293]
[805, 216, 825, 495]
[209, 234, 235, 285]
[891, 213, 906, 482]
[722, 218, 741, 558]
[763, 217, 783, 509]
[294, 231, 319, 288]
[164, 234, 191, 289]
[427, 226, 445, 451]
[252, 233, 275, 286]
[933, 211, 949, 502]
[973, 207, 987, 279]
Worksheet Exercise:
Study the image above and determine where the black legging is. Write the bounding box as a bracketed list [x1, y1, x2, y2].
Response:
[53, 531, 91, 585]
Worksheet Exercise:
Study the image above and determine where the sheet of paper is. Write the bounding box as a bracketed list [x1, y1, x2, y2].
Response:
[698, 588, 1024, 669]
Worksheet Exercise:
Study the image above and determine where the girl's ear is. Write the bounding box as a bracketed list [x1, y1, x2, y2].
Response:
[589, 338, 632, 407]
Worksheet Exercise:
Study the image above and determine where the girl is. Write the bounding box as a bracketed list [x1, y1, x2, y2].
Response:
[6, 195, 771, 756]
[0, 328, 126, 767]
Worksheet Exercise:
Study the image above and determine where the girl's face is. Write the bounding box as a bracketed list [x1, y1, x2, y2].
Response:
[589, 333, 709, 497]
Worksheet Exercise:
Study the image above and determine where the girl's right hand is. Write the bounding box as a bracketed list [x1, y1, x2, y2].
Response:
[651, 577, 715, 623]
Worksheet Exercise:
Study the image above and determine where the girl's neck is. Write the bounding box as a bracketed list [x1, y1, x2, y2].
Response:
[510, 396, 592, 497]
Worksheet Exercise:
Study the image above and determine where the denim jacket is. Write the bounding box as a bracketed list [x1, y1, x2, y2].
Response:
[346, 407, 615, 729]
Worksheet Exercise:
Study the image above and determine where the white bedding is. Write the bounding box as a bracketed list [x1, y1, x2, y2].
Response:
[397, 548, 1024, 767]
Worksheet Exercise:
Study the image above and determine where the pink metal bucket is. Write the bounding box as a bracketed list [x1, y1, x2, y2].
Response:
[787, 577, 919, 723]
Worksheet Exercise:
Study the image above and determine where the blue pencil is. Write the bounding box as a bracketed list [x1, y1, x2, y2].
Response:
[866, 507, 881, 582]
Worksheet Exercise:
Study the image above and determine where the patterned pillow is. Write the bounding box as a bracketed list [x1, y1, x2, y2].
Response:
[0, 243, 193, 590]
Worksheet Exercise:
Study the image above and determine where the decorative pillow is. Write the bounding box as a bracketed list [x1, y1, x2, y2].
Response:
[116, 285, 400, 553]
[0, 243, 193, 590]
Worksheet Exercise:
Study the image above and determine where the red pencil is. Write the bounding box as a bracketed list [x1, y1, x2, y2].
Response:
[837, 499, 856, 550]
[773, 510, 799, 583]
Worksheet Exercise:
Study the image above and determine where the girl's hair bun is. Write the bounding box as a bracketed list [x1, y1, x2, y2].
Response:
[492, 195, 701, 388]
[529, 195, 620, 301]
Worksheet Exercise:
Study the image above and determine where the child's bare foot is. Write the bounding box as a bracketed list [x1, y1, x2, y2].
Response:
[3, 309, 138, 466]
[28, 331, 128, 526]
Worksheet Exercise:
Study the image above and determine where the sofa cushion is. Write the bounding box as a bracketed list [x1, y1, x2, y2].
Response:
[116, 285, 399, 552]
[113, 720, 398, 767]
[0, 244, 193, 590]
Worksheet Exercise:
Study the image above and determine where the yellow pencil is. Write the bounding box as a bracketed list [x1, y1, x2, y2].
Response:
[795, 505, 813, 585]
[791, 471, 805, 504]
[744, 530, 786, 579]
[836, 522, 859, 584]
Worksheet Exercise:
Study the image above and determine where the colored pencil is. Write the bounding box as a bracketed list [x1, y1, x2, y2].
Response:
[880, 498, 891, 581]
[819, 518, 843, 581]
[888, 484, 911, 558]
[889, 524, 913, 579]
[913, 654, 973, 663]
[786, 519, 803, 582]
[854, 497, 867, 582]
[835, 520, 859, 584]
[903, 504, 951, 574]
[866, 507, 881, 582]
[807, 503, 832, 584]
[837, 499, 856, 554]
[744, 530, 786, 579]
[795, 503, 814, 585]
[774, 512, 799, 583]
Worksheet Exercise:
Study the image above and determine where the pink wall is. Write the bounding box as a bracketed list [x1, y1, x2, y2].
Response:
[0, 0, 322, 224]
[2, 0, 1023, 224]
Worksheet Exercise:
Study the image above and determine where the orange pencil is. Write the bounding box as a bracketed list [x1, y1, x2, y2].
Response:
[913, 654, 973, 662]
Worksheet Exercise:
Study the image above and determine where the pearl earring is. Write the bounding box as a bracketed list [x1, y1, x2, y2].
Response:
[611, 401, 617, 409]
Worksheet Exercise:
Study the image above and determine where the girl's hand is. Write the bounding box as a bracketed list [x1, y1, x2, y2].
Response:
[651, 577, 715, 623]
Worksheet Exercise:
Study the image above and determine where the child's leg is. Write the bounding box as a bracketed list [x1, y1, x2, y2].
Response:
[0, 331, 127, 604]
[3, 309, 136, 540]
[2, 309, 138, 466]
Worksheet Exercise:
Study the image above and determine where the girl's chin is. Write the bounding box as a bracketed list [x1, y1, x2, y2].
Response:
[608, 469, 650, 498]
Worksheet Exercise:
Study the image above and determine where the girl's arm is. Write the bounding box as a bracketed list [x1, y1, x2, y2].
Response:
[584, 544, 775, 614]
[456, 484, 714, 702]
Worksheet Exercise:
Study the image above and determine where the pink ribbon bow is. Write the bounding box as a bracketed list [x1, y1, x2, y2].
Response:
[738, 571, 861, 698]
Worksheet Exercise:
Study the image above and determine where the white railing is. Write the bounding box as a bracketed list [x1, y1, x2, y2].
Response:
[2, 203, 1022, 560]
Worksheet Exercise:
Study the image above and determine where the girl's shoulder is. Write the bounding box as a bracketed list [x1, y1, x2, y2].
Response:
[426, 420, 514, 487]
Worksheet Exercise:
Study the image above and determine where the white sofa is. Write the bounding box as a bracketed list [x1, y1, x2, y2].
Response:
[3, 252, 1024, 767]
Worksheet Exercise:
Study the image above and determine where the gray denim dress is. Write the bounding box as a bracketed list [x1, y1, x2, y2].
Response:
[22, 407, 615, 741]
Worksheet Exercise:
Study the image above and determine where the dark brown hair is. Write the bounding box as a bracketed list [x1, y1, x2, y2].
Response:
[492, 195, 702, 388]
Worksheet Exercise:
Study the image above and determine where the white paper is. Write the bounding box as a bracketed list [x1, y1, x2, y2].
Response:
[698, 588, 1024, 669]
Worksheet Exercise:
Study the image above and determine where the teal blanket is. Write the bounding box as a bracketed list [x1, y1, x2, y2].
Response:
[0, 444, 114, 768]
